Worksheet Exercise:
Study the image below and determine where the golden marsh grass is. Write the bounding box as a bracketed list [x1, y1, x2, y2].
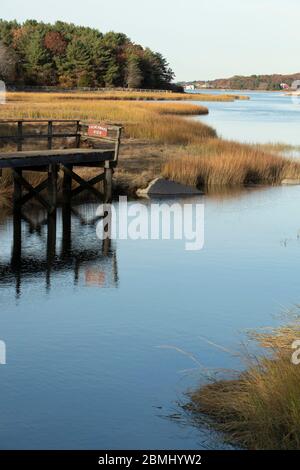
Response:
[163, 140, 300, 188]
[0, 94, 215, 145]
[6, 91, 249, 103]
[189, 319, 300, 450]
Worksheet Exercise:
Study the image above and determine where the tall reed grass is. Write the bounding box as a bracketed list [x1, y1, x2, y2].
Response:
[189, 318, 300, 450]
[163, 140, 300, 187]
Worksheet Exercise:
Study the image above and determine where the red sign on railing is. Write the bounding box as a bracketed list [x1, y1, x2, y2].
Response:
[87, 124, 108, 138]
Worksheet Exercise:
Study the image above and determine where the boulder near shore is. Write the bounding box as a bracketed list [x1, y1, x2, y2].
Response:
[136, 178, 203, 197]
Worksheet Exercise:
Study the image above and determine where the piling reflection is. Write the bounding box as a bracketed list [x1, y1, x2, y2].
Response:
[1, 203, 118, 298]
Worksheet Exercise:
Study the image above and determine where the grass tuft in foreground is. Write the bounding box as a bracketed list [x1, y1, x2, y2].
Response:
[188, 319, 300, 450]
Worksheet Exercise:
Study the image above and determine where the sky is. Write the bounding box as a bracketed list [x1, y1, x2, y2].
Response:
[1, 0, 299, 81]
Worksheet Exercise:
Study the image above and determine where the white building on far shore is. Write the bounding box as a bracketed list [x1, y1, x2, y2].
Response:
[184, 84, 195, 92]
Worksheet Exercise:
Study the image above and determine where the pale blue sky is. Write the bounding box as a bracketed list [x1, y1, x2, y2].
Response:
[1, 0, 299, 81]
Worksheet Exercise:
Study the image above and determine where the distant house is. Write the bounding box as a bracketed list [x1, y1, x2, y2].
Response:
[184, 84, 195, 91]
[280, 83, 289, 90]
[291, 80, 300, 90]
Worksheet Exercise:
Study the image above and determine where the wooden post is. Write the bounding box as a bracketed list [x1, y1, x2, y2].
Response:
[47, 120, 53, 150]
[114, 127, 122, 162]
[13, 168, 22, 209]
[48, 164, 58, 212]
[76, 120, 81, 148]
[104, 162, 113, 203]
[62, 164, 73, 202]
[17, 121, 23, 151]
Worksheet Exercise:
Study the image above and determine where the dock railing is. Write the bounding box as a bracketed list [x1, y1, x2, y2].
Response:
[0, 119, 122, 161]
[0, 119, 123, 210]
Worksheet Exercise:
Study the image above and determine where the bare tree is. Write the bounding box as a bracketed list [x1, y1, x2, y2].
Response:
[0, 42, 16, 82]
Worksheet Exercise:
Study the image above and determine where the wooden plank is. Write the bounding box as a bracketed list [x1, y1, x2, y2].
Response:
[72, 160, 118, 168]
[0, 148, 114, 159]
[81, 134, 117, 143]
[0, 119, 80, 123]
[0, 133, 79, 140]
[0, 149, 115, 169]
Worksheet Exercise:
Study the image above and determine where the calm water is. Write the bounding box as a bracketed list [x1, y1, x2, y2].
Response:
[194, 90, 300, 145]
[1, 92, 300, 449]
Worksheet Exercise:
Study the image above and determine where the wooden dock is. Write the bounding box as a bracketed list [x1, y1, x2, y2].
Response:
[0, 119, 122, 212]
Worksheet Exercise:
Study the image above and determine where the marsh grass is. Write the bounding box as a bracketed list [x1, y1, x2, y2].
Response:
[0, 96, 215, 146]
[163, 140, 300, 188]
[7, 91, 248, 103]
[189, 319, 300, 450]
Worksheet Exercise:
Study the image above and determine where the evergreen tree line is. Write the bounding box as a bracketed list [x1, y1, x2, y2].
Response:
[0, 19, 176, 89]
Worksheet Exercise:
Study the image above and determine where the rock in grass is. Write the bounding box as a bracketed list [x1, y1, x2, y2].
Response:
[136, 178, 202, 197]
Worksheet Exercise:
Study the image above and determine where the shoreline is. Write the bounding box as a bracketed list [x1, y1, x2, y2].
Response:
[1, 91, 300, 210]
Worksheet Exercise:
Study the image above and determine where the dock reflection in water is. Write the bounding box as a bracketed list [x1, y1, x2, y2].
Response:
[0, 203, 118, 298]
